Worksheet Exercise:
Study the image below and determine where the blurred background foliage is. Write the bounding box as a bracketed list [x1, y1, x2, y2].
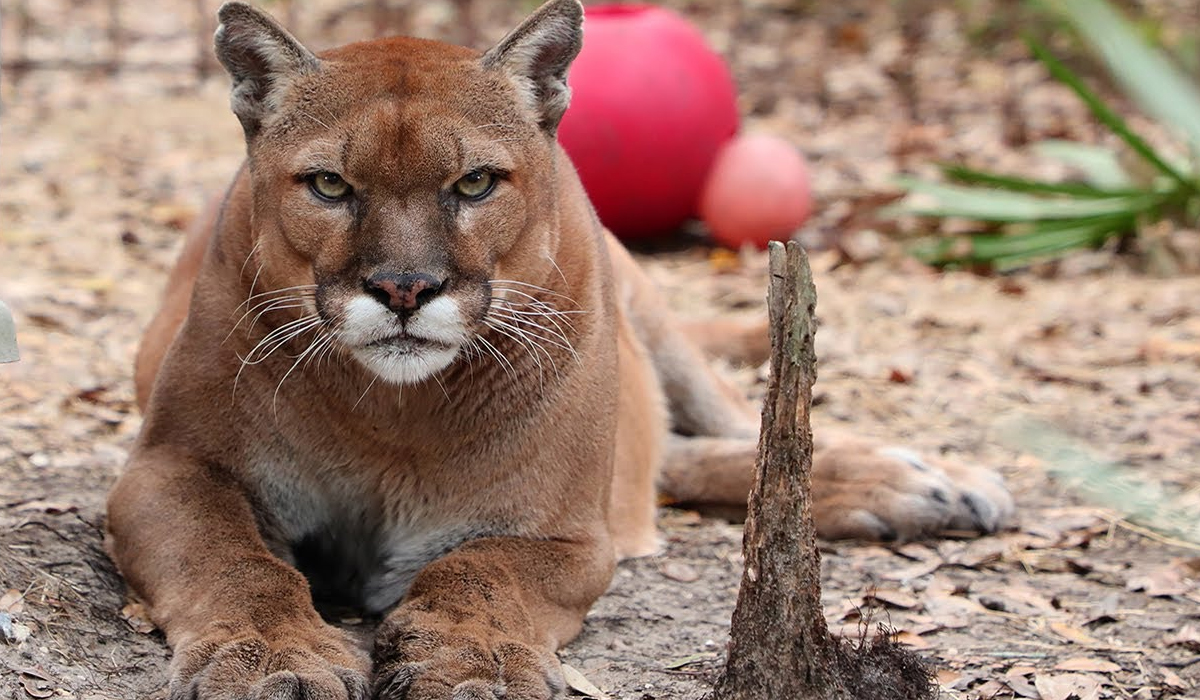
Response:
[893, 0, 1200, 273]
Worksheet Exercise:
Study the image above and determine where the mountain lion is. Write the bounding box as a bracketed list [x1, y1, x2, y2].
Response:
[107, 1, 1013, 698]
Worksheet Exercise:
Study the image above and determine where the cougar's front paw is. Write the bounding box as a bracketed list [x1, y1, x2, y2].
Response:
[812, 440, 1014, 541]
[168, 623, 369, 700]
[372, 612, 565, 700]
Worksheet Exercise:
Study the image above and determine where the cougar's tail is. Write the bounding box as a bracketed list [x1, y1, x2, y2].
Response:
[605, 236, 762, 440]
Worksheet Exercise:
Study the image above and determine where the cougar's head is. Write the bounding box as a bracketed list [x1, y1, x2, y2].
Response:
[215, 0, 584, 384]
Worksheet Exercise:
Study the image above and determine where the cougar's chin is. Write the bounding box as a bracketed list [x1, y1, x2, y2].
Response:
[350, 339, 460, 385]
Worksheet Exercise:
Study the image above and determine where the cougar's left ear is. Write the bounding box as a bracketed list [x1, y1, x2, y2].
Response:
[481, 0, 584, 134]
[214, 2, 320, 139]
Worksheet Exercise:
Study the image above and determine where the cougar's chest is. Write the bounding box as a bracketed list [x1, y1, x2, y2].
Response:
[245, 444, 478, 614]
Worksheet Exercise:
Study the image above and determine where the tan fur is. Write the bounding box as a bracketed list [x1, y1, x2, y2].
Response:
[108, 2, 1013, 698]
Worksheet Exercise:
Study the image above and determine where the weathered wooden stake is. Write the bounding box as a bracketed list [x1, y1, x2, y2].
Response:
[712, 241, 847, 700]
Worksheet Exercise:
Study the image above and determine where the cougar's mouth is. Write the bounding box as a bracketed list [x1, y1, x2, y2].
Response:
[335, 294, 467, 384]
[365, 333, 454, 353]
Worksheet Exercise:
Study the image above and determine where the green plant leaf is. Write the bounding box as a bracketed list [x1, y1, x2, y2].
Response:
[1032, 140, 1134, 189]
[889, 177, 1162, 221]
[1055, 0, 1200, 153]
[1026, 38, 1196, 191]
[912, 215, 1129, 268]
[939, 162, 1139, 196]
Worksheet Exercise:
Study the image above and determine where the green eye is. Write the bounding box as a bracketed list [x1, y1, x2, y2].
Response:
[308, 171, 352, 201]
[454, 170, 497, 200]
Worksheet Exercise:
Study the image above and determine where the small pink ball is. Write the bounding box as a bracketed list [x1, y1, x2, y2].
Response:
[558, 4, 739, 240]
[699, 133, 813, 250]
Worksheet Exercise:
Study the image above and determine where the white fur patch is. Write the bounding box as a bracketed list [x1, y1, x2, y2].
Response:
[340, 296, 394, 346]
[338, 294, 468, 385]
[406, 296, 466, 345]
[352, 344, 460, 385]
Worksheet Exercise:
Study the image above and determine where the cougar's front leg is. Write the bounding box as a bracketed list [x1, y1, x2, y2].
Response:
[372, 536, 614, 700]
[106, 445, 369, 700]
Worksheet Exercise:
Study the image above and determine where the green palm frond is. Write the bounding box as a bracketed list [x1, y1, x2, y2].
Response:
[890, 0, 1200, 270]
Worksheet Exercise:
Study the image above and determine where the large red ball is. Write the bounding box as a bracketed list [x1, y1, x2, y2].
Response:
[699, 133, 813, 250]
[558, 5, 739, 240]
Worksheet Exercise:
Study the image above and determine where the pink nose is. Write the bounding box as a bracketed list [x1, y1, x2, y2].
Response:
[364, 272, 443, 314]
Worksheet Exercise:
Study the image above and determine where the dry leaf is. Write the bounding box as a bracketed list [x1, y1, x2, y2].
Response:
[659, 562, 699, 583]
[1054, 657, 1120, 673]
[1127, 562, 1192, 597]
[1006, 675, 1042, 699]
[1161, 666, 1186, 689]
[18, 670, 55, 699]
[15, 500, 78, 515]
[948, 538, 1008, 568]
[977, 583, 1056, 616]
[1004, 665, 1041, 699]
[862, 589, 920, 610]
[0, 589, 25, 614]
[941, 671, 987, 690]
[934, 669, 961, 687]
[1034, 673, 1101, 700]
[1049, 622, 1100, 647]
[707, 248, 741, 274]
[662, 652, 717, 670]
[147, 202, 197, 229]
[893, 631, 930, 649]
[560, 663, 608, 699]
[974, 680, 1013, 697]
[1165, 625, 1200, 650]
[75, 276, 114, 293]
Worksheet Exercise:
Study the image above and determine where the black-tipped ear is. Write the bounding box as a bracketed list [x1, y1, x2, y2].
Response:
[214, 2, 319, 138]
[481, 0, 583, 134]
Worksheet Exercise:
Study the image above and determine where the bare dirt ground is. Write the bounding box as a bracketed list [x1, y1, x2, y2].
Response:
[2, 1, 1199, 699]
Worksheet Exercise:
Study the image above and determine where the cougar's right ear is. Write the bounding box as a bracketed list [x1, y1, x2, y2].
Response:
[481, 0, 584, 134]
[214, 2, 320, 139]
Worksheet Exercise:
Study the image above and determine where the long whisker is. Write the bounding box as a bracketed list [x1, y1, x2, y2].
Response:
[308, 308, 346, 378]
[353, 372, 380, 411]
[543, 254, 569, 287]
[488, 300, 585, 316]
[489, 279, 579, 306]
[422, 355, 451, 403]
[485, 320, 548, 394]
[484, 316, 555, 386]
[243, 316, 324, 364]
[232, 315, 323, 401]
[247, 300, 316, 339]
[273, 324, 333, 417]
[488, 291, 585, 335]
[240, 239, 262, 279]
[488, 308, 578, 361]
[238, 284, 319, 311]
[301, 330, 338, 375]
[488, 288, 582, 327]
[488, 298, 584, 328]
[225, 297, 314, 344]
[490, 299, 580, 345]
[474, 334, 516, 381]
